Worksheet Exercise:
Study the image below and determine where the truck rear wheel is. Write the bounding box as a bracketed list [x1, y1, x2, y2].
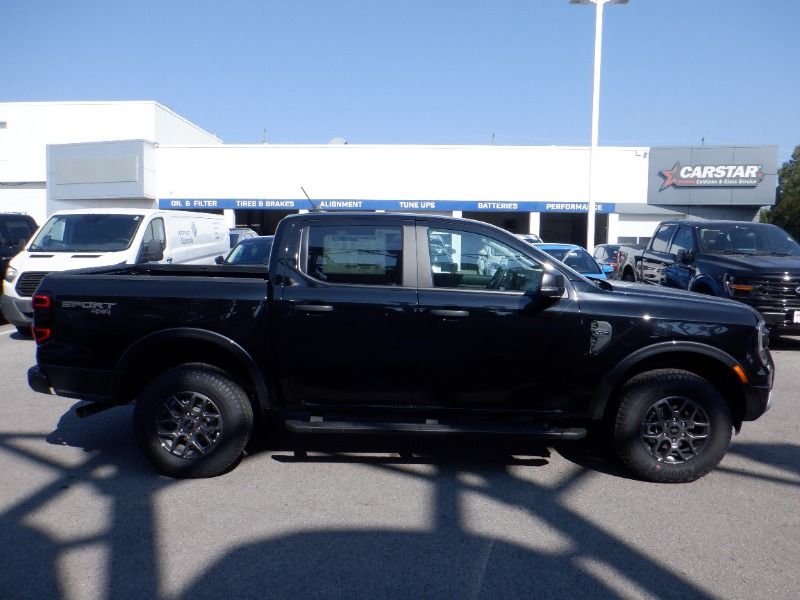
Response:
[133, 365, 253, 478]
[613, 369, 732, 483]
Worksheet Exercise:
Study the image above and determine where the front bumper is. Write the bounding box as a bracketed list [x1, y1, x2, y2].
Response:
[760, 310, 800, 333]
[1, 293, 32, 327]
[742, 384, 772, 421]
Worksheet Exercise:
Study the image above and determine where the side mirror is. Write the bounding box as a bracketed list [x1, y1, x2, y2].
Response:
[215, 255, 224, 265]
[601, 264, 614, 274]
[539, 271, 566, 299]
[676, 249, 693, 264]
[140, 239, 164, 263]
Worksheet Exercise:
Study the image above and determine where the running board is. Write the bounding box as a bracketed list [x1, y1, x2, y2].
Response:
[285, 418, 586, 440]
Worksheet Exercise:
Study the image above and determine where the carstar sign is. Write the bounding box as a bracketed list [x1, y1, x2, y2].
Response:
[659, 161, 764, 191]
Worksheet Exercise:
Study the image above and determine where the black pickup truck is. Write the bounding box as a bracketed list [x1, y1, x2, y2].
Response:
[638, 220, 800, 335]
[28, 212, 773, 482]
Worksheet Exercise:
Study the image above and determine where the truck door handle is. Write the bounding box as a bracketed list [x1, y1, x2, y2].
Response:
[295, 304, 334, 312]
[430, 309, 469, 318]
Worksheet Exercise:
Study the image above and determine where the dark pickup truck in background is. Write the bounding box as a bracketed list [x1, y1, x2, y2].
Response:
[638, 220, 800, 335]
[28, 212, 773, 483]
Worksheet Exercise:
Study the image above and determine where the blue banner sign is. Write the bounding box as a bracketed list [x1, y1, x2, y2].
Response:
[159, 198, 616, 213]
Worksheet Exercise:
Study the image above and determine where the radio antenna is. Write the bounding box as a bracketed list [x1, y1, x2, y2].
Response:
[300, 186, 320, 211]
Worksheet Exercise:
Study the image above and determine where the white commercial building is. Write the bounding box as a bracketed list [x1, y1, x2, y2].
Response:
[0, 101, 220, 225]
[1, 101, 778, 246]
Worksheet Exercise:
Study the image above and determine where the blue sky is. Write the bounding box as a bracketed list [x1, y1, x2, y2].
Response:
[4, 0, 798, 162]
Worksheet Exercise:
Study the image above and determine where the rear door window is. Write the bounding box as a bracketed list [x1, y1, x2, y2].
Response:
[304, 224, 403, 286]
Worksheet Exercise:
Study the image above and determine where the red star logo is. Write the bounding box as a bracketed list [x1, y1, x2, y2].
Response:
[659, 161, 681, 191]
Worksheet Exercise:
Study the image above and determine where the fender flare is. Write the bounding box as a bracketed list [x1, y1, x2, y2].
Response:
[589, 340, 743, 419]
[116, 327, 271, 409]
[689, 274, 721, 295]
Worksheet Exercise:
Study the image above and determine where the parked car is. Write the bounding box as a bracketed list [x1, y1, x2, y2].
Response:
[593, 243, 647, 281]
[28, 212, 773, 483]
[536, 243, 612, 280]
[516, 233, 543, 244]
[638, 220, 800, 335]
[2, 209, 229, 334]
[229, 227, 259, 247]
[216, 235, 274, 265]
[0, 213, 37, 283]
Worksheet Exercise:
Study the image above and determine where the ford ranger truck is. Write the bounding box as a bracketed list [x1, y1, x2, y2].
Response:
[28, 213, 774, 482]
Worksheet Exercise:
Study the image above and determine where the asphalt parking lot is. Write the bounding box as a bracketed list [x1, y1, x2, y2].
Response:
[1, 323, 799, 600]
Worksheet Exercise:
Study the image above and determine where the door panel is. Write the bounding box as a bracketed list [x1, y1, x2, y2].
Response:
[416, 224, 584, 411]
[272, 218, 419, 407]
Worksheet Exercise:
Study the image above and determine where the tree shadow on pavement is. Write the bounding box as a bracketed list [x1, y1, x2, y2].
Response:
[1, 404, 166, 600]
[0, 402, 740, 600]
[726, 441, 800, 483]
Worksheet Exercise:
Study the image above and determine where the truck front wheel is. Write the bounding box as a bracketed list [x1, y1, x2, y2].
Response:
[613, 369, 732, 483]
[133, 365, 253, 478]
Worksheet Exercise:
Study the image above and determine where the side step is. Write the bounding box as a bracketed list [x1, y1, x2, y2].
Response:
[285, 418, 586, 440]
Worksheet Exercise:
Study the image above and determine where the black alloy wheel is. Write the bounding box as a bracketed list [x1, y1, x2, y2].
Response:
[613, 369, 732, 483]
[134, 365, 254, 478]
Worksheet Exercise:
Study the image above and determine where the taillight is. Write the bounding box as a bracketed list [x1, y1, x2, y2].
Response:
[32, 293, 53, 344]
[33, 294, 51, 309]
[33, 327, 51, 343]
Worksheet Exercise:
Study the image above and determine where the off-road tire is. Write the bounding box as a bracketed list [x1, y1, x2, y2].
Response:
[134, 365, 253, 478]
[613, 369, 732, 483]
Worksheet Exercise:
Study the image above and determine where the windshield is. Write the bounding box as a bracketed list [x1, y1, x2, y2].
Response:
[0, 217, 36, 246]
[698, 223, 800, 256]
[28, 214, 143, 252]
[225, 237, 273, 265]
[539, 247, 602, 274]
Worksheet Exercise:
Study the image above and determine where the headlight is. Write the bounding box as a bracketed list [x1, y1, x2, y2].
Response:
[3, 266, 17, 283]
[724, 273, 754, 297]
[757, 320, 770, 365]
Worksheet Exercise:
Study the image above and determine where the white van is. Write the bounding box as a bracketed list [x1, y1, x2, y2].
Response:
[2, 208, 229, 332]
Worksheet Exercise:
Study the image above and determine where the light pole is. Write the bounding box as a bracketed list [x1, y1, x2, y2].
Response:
[570, 0, 627, 250]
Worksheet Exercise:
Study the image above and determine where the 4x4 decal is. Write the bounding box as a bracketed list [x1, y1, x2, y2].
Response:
[60, 300, 116, 316]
